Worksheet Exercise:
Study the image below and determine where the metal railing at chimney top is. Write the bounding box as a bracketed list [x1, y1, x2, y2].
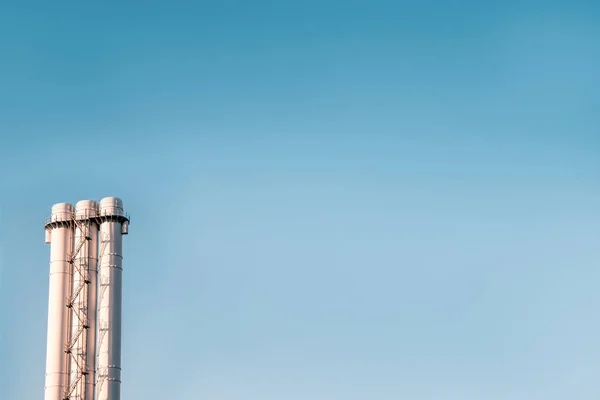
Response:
[45, 210, 130, 226]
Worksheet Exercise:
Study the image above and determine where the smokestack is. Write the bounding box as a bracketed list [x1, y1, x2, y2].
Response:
[44, 203, 75, 400]
[44, 198, 130, 400]
[72, 200, 100, 400]
[96, 197, 128, 400]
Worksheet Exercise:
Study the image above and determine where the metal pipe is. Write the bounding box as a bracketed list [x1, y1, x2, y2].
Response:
[69, 200, 100, 400]
[44, 203, 75, 400]
[85, 214, 99, 400]
[96, 197, 129, 400]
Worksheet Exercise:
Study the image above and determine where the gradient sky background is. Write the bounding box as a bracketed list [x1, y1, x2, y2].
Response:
[1, 1, 599, 399]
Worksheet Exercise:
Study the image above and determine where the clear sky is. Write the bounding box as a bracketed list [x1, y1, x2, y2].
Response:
[0, 1, 599, 399]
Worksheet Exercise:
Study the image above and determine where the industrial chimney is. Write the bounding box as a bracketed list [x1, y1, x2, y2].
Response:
[44, 197, 130, 400]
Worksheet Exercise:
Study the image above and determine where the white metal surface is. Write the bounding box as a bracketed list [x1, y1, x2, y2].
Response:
[85, 216, 99, 400]
[96, 197, 128, 400]
[67, 200, 99, 400]
[45, 203, 75, 400]
[99, 197, 126, 218]
[45, 198, 129, 400]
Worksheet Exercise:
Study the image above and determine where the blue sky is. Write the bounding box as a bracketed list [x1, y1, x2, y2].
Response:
[0, 1, 599, 399]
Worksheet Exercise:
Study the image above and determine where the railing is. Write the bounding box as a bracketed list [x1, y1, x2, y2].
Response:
[44, 212, 75, 225]
[44, 211, 130, 226]
[97, 209, 131, 222]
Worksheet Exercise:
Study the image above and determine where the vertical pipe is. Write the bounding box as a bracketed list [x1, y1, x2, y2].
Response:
[69, 219, 85, 399]
[44, 203, 75, 400]
[70, 200, 99, 400]
[86, 217, 99, 400]
[96, 197, 128, 400]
